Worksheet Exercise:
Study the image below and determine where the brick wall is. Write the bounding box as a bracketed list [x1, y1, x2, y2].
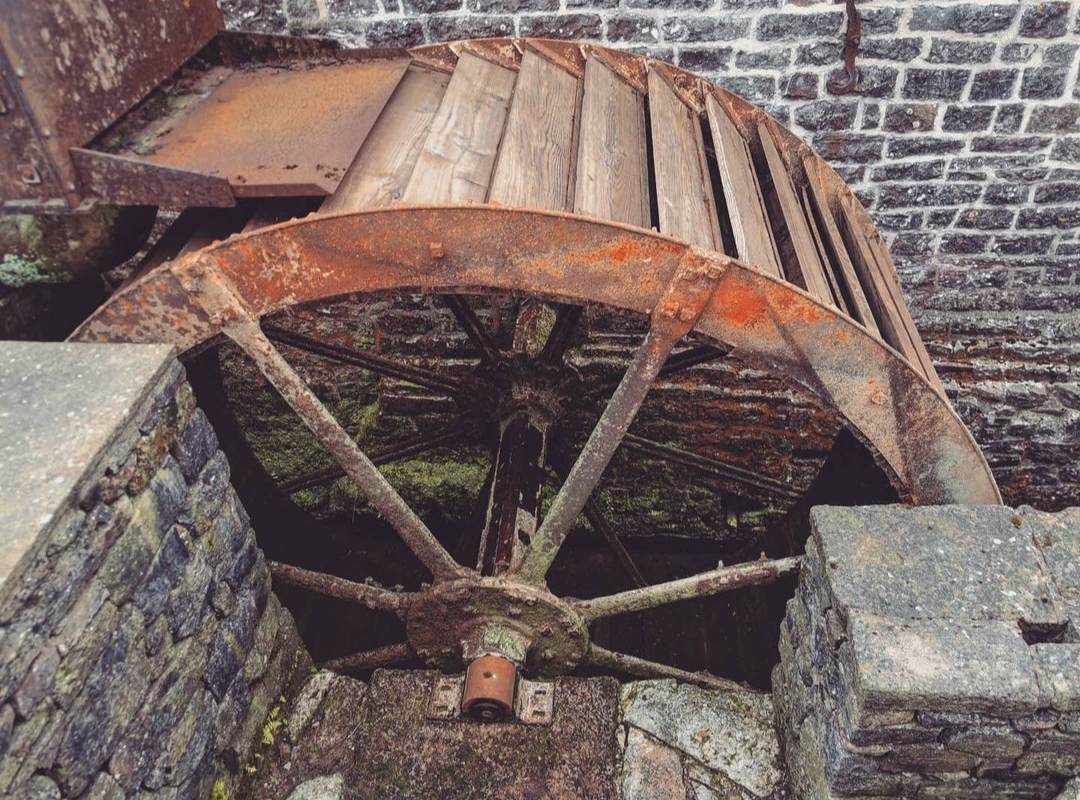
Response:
[217, 0, 1080, 510]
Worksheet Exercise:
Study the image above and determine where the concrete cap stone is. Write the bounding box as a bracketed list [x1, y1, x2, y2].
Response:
[847, 611, 1040, 716]
[810, 505, 1064, 625]
[0, 341, 175, 585]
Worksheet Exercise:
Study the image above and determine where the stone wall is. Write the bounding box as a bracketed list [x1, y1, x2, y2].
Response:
[0, 343, 310, 800]
[776, 504, 1080, 799]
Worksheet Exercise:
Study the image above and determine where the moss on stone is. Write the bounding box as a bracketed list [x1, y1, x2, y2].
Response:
[327, 450, 489, 522]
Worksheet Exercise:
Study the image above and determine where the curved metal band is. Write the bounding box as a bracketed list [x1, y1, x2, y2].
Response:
[70, 205, 1001, 506]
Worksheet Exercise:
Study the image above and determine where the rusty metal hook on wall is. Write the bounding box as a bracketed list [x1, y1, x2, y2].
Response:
[827, 0, 862, 95]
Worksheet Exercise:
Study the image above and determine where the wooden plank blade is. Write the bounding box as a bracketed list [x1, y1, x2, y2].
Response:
[647, 69, 723, 251]
[574, 57, 651, 227]
[403, 53, 517, 204]
[705, 94, 783, 279]
[488, 49, 580, 211]
[324, 66, 452, 212]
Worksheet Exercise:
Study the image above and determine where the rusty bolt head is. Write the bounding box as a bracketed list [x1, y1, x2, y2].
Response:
[657, 299, 680, 319]
[429, 242, 446, 259]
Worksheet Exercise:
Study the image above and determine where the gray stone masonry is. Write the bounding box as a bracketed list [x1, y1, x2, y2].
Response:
[0, 342, 312, 800]
[775, 504, 1080, 800]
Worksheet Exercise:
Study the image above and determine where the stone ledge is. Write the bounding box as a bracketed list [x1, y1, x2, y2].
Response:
[777, 504, 1080, 800]
[0, 341, 175, 587]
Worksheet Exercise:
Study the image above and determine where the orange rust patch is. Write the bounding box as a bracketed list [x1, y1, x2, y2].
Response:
[717, 278, 768, 327]
[586, 238, 659, 266]
[771, 286, 833, 325]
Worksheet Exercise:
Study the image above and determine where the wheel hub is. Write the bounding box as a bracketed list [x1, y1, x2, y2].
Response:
[404, 577, 589, 677]
[457, 352, 577, 434]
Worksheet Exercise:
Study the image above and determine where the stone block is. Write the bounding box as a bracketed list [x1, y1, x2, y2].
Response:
[0, 342, 173, 587]
[24, 774, 61, 799]
[942, 723, 1028, 760]
[56, 606, 153, 796]
[52, 600, 120, 711]
[170, 409, 219, 484]
[188, 452, 231, 532]
[810, 505, 1062, 624]
[144, 688, 216, 790]
[1024, 507, 1080, 613]
[621, 727, 687, 800]
[85, 772, 125, 800]
[164, 548, 213, 641]
[1032, 644, 1080, 712]
[621, 680, 783, 798]
[97, 492, 162, 605]
[133, 525, 194, 620]
[109, 666, 203, 793]
[12, 645, 60, 720]
[847, 612, 1039, 715]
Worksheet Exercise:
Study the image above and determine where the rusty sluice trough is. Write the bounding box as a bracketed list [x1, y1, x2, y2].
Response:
[62, 31, 1001, 715]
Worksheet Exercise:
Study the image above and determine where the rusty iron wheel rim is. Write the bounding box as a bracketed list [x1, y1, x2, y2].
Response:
[71, 205, 1000, 693]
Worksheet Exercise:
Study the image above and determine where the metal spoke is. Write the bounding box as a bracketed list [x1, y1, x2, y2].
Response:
[268, 561, 415, 616]
[280, 425, 469, 494]
[539, 304, 583, 365]
[573, 556, 801, 622]
[515, 251, 724, 583]
[264, 324, 461, 396]
[587, 645, 752, 693]
[227, 321, 468, 582]
[444, 295, 502, 365]
[322, 643, 414, 673]
[657, 344, 729, 378]
[583, 499, 647, 588]
[621, 434, 801, 501]
[514, 323, 683, 581]
[589, 344, 729, 397]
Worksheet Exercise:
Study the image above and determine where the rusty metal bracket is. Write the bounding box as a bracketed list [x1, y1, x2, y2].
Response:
[827, 0, 862, 95]
[426, 673, 555, 725]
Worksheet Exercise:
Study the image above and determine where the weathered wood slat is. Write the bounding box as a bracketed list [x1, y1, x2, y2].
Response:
[324, 67, 451, 212]
[574, 57, 651, 226]
[802, 158, 881, 337]
[488, 50, 580, 211]
[801, 186, 850, 314]
[837, 194, 943, 391]
[647, 69, 722, 251]
[705, 95, 781, 278]
[403, 53, 516, 204]
[756, 121, 835, 306]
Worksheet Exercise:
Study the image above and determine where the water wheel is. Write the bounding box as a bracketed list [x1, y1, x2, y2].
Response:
[71, 38, 999, 710]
